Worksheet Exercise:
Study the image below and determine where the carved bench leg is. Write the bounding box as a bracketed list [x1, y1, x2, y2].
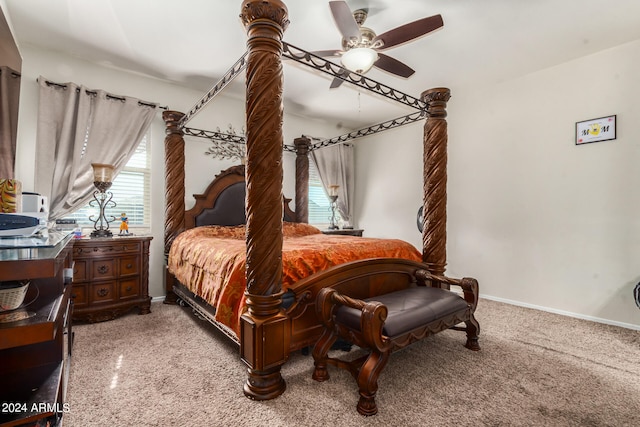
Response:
[356, 350, 390, 416]
[312, 328, 338, 382]
[464, 314, 481, 351]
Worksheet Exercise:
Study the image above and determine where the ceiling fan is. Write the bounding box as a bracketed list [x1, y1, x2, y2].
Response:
[314, 1, 443, 88]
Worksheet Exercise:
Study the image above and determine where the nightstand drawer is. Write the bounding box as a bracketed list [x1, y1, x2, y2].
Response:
[74, 241, 142, 257]
[71, 284, 87, 307]
[73, 260, 87, 281]
[90, 282, 116, 304]
[119, 278, 140, 299]
[119, 256, 139, 276]
[91, 259, 115, 280]
[107, 241, 141, 254]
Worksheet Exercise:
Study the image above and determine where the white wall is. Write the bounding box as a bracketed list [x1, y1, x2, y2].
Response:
[14, 44, 334, 299]
[357, 40, 640, 329]
[355, 123, 424, 245]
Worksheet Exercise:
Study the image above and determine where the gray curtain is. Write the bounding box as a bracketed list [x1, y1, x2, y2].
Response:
[0, 67, 21, 178]
[311, 143, 355, 227]
[35, 77, 157, 220]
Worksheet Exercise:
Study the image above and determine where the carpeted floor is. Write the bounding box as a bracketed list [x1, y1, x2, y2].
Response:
[64, 299, 640, 426]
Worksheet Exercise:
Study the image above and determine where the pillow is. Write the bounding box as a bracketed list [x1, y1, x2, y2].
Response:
[191, 223, 320, 239]
[193, 225, 246, 240]
[282, 222, 322, 237]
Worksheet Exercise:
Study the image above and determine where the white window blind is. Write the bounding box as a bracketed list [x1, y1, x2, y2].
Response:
[67, 134, 151, 228]
[308, 161, 341, 227]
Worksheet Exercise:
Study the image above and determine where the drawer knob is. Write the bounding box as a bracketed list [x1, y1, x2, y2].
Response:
[126, 286, 133, 292]
[97, 288, 109, 297]
[127, 263, 133, 269]
[98, 265, 109, 274]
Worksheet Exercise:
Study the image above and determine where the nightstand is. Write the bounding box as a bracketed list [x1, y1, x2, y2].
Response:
[71, 235, 152, 323]
[321, 229, 364, 237]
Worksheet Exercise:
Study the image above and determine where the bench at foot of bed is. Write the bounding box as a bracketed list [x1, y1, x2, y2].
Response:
[311, 269, 480, 416]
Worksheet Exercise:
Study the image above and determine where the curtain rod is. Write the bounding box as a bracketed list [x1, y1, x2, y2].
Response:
[39, 78, 168, 110]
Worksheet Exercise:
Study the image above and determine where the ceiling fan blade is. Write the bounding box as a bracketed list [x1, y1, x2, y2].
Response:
[373, 14, 443, 51]
[309, 50, 342, 58]
[373, 53, 415, 78]
[329, 1, 361, 41]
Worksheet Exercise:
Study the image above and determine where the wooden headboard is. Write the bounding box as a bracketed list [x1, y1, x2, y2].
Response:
[184, 164, 297, 230]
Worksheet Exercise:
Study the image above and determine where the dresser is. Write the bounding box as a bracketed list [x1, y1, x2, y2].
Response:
[71, 235, 152, 323]
[0, 232, 74, 427]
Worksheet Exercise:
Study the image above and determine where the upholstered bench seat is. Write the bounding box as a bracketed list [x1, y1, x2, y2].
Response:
[335, 286, 470, 338]
[312, 269, 481, 416]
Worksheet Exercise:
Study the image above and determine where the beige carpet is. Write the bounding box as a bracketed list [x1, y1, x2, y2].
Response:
[65, 299, 640, 426]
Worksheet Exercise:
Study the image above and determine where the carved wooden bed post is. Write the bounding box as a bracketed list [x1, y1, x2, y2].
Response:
[294, 136, 311, 223]
[421, 88, 451, 278]
[163, 110, 186, 304]
[239, 0, 290, 401]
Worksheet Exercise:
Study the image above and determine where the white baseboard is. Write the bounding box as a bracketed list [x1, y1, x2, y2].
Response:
[480, 294, 640, 331]
[151, 296, 166, 303]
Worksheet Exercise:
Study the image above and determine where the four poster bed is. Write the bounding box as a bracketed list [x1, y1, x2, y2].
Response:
[163, 0, 479, 404]
[166, 164, 423, 341]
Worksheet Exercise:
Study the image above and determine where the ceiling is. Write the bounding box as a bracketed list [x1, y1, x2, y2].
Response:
[5, 0, 640, 129]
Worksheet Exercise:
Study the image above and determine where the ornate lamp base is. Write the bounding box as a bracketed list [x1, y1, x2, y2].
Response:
[88, 183, 116, 239]
[91, 228, 113, 238]
[328, 194, 339, 230]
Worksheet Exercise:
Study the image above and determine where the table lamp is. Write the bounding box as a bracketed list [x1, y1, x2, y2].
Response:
[89, 163, 116, 238]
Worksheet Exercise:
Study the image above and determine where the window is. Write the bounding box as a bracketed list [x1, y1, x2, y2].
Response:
[308, 161, 341, 227]
[67, 134, 151, 228]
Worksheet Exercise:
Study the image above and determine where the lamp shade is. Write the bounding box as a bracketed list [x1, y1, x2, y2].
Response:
[340, 48, 379, 74]
[91, 163, 115, 183]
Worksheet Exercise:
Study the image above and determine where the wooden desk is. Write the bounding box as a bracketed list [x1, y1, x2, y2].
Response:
[0, 232, 74, 427]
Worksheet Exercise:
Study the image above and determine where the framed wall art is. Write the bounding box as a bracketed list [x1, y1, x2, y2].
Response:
[575, 115, 616, 145]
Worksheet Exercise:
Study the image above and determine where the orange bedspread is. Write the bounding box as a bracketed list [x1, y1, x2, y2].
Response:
[168, 223, 422, 336]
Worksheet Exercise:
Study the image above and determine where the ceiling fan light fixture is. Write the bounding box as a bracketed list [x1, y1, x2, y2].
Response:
[340, 47, 378, 74]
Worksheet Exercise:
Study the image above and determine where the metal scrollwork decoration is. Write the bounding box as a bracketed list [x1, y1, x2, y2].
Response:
[417, 206, 424, 233]
[199, 124, 247, 162]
